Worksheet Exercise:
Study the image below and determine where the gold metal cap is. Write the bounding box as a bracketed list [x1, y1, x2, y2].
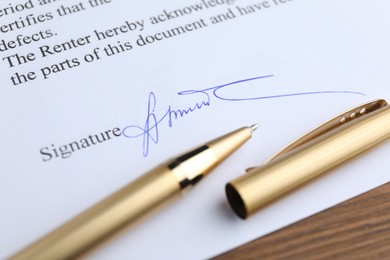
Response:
[226, 100, 390, 219]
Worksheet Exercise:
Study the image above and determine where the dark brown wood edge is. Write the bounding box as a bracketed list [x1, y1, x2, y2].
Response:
[214, 182, 390, 260]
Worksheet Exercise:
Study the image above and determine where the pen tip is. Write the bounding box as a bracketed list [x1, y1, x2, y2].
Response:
[249, 124, 260, 132]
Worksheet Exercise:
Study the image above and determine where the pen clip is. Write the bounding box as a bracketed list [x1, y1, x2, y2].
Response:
[245, 99, 388, 173]
[265, 99, 388, 164]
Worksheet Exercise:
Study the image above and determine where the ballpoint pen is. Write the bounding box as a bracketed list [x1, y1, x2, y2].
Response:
[226, 99, 390, 219]
[11, 124, 258, 260]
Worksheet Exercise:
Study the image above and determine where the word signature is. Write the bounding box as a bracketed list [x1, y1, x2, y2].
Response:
[122, 75, 365, 157]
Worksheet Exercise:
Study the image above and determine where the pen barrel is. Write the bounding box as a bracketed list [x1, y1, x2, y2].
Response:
[11, 165, 181, 260]
[227, 106, 390, 219]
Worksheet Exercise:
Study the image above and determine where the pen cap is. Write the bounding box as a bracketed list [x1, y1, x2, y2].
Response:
[226, 103, 390, 219]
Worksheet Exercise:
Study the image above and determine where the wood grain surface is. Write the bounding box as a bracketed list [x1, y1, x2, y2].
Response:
[214, 183, 390, 260]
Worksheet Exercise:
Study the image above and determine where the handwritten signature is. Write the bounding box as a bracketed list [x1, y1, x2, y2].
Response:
[122, 75, 365, 157]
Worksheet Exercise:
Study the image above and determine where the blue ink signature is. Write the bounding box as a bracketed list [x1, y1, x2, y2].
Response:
[122, 75, 365, 157]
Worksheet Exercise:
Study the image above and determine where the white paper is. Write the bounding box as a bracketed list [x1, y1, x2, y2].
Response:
[1, 0, 389, 259]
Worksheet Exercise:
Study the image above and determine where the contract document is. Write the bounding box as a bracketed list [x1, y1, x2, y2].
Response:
[1, 0, 389, 259]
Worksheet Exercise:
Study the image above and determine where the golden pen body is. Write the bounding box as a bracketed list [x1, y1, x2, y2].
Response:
[226, 101, 390, 219]
[11, 166, 180, 260]
[11, 125, 257, 260]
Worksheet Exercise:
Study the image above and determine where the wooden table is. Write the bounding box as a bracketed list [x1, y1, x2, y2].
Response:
[215, 183, 390, 259]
